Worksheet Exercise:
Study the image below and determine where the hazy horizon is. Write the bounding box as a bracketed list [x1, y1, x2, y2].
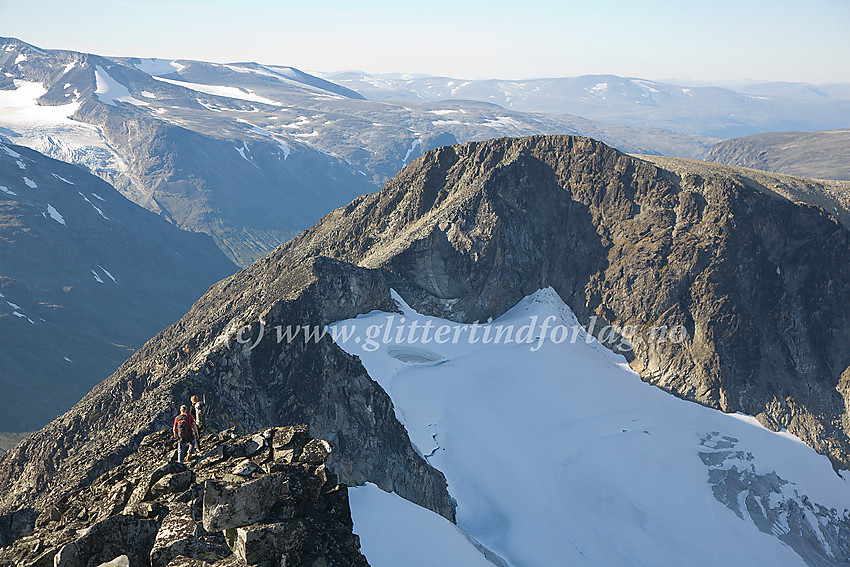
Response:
[2, 0, 848, 84]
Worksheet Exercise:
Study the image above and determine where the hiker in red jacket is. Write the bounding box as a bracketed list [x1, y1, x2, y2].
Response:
[173, 405, 200, 463]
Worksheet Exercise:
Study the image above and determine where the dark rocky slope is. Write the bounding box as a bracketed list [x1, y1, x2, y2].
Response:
[0, 424, 369, 567]
[707, 129, 850, 181]
[2, 135, 850, 549]
[0, 141, 237, 431]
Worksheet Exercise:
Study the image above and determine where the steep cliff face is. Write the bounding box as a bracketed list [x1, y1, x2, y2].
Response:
[2, 135, 849, 549]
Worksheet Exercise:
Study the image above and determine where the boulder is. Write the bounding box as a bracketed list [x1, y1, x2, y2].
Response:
[53, 515, 159, 567]
[94, 555, 130, 567]
[245, 435, 266, 457]
[149, 503, 198, 567]
[231, 460, 259, 477]
[0, 507, 37, 547]
[299, 440, 332, 465]
[202, 474, 285, 532]
[151, 471, 195, 499]
[164, 557, 213, 567]
[235, 520, 307, 566]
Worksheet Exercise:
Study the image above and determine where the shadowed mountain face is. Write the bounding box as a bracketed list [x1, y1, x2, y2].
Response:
[1, 136, 849, 540]
[0, 141, 236, 432]
[1, 38, 716, 264]
[707, 129, 850, 181]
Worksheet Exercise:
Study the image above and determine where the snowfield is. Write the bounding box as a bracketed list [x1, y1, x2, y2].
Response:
[335, 288, 850, 567]
[0, 80, 127, 176]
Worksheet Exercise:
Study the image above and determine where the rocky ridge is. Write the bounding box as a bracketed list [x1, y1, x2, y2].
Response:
[0, 425, 369, 567]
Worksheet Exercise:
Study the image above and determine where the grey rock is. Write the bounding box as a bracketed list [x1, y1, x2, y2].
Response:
[150, 472, 195, 499]
[53, 543, 79, 567]
[163, 557, 212, 567]
[299, 439, 332, 465]
[149, 503, 197, 567]
[235, 520, 307, 566]
[202, 474, 284, 532]
[700, 432, 850, 566]
[231, 460, 259, 477]
[245, 435, 266, 456]
[94, 555, 129, 567]
[54, 515, 159, 567]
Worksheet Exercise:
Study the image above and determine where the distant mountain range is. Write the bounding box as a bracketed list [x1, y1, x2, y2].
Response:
[0, 140, 236, 431]
[2, 37, 718, 264]
[707, 129, 850, 181]
[320, 71, 850, 139]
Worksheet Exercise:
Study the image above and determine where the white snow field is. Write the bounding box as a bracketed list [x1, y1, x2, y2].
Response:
[349, 483, 495, 567]
[0, 80, 127, 175]
[334, 288, 850, 567]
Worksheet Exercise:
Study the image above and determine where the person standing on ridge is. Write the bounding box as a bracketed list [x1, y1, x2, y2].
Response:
[190, 395, 205, 435]
[173, 404, 200, 463]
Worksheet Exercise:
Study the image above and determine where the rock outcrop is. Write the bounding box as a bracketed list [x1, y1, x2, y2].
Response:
[0, 425, 369, 567]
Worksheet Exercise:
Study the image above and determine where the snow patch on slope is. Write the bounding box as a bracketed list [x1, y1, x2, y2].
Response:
[402, 139, 421, 165]
[94, 66, 148, 107]
[0, 81, 127, 178]
[46, 204, 65, 225]
[152, 76, 282, 106]
[349, 483, 496, 567]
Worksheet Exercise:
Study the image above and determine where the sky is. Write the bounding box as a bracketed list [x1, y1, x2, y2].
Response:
[1, 0, 848, 83]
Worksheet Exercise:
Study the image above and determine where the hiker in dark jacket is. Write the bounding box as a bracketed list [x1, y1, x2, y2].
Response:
[173, 405, 200, 463]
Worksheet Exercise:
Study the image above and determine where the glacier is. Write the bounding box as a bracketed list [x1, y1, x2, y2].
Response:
[334, 288, 850, 567]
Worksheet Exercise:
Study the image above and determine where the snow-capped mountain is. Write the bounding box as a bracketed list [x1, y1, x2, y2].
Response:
[0, 38, 715, 264]
[340, 288, 850, 566]
[0, 140, 236, 431]
[321, 71, 850, 139]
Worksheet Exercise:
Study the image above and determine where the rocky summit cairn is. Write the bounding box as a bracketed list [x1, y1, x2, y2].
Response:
[0, 425, 368, 567]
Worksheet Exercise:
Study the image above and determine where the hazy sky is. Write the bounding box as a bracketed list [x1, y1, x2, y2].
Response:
[2, 0, 848, 83]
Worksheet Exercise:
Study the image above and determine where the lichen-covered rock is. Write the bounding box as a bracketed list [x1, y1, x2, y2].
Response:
[202, 474, 285, 533]
[300, 440, 332, 466]
[0, 427, 368, 567]
[235, 521, 306, 566]
[94, 555, 130, 567]
[150, 504, 198, 567]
